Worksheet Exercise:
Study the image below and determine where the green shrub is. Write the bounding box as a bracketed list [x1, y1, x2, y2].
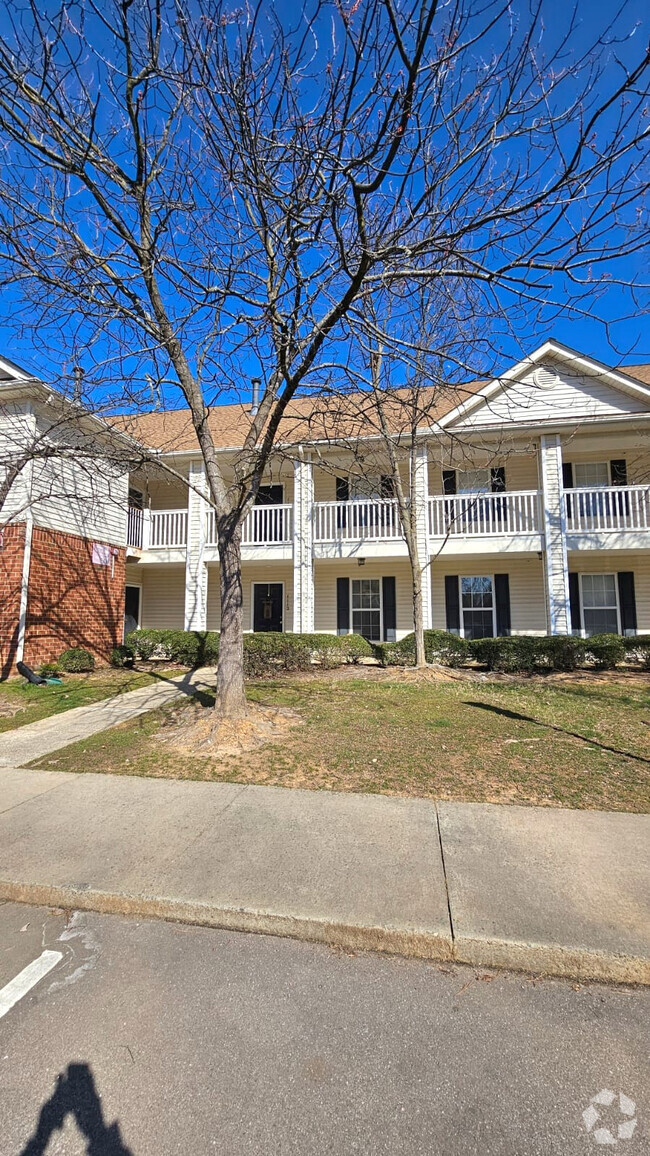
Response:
[373, 630, 469, 668]
[622, 634, 650, 669]
[126, 629, 220, 666]
[585, 633, 625, 670]
[469, 637, 538, 673]
[338, 633, 374, 662]
[110, 644, 134, 668]
[243, 632, 312, 677]
[469, 635, 586, 673]
[536, 635, 586, 672]
[38, 661, 60, 677]
[58, 647, 95, 673]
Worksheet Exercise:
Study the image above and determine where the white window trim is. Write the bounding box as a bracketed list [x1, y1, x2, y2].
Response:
[578, 572, 620, 637]
[458, 574, 496, 640]
[250, 581, 285, 632]
[572, 461, 611, 489]
[349, 576, 384, 643]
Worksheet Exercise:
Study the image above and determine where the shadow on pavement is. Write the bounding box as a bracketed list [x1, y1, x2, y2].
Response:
[464, 700, 650, 764]
[19, 1063, 133, 1155]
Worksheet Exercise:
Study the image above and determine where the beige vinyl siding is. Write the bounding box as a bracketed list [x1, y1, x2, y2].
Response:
[567, 550, 650, 633]
[206, 562, 294, 632]
[313, 558, 414, 638]
[461, 365, 650, 427]
[561, 448, 650, 485]
[428, 453, 539, 495]
[128, 564, 186, 629]
[146, 477, 189, 510]
[431, 554, 547, 635]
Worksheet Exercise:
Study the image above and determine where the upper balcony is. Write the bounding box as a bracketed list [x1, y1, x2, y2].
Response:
[126, 482, 650, 561]
[565, 485, 650, 549]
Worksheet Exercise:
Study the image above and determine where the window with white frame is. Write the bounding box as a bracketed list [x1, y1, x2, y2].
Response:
[461, 576, 495, 639]
[457, 468, 490, 494]
[574, 462, 610, 488]
[351, 578, 381, 642]
[580, 574, 619, 636]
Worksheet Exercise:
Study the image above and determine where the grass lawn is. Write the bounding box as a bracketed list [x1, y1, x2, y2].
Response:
[28, 670, 650, 812]
[0, 667, 184, 734]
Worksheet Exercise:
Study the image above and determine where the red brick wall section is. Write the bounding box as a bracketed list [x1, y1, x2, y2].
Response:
[7, 527, 126, 674]
[0, 523, 26, 679]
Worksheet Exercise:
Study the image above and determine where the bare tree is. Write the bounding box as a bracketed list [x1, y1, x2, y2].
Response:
[0, 0, 647, 718]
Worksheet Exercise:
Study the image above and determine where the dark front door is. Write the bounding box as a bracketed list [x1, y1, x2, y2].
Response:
[253, 583, 283, 632]
[124, 585, 140, 640]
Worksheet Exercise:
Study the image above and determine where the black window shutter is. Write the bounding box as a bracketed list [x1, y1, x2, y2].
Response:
[568, 573, 581, 632]
[445, 575, 461, 634]
[562, 463, 574, 489]
[490, 468, 506, 493]
[382, 576, 397, 642]
[380, 475, 395, 498]
[442, 470, 457, 495]
[336, 477, 349, 501]
[611, 460, 627, 486]
[494, 574, 511, 636]
[336, 578, 350, 635]
[617, 572, 637, 635]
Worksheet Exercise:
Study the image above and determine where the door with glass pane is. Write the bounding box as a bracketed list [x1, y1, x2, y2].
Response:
[351, 578, 381, 642]
[581, 574, 619, 635]
[461, 576, 494, 639]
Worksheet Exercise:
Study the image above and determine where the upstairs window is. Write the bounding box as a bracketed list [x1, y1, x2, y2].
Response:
[574, 462, 609, 488]
[457, 469, 490, 494]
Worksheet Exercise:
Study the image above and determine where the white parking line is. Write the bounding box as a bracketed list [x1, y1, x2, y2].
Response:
[0, 950, 63, 1019]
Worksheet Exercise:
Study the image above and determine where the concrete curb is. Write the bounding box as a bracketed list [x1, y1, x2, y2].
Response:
[2, 878, 648, 986]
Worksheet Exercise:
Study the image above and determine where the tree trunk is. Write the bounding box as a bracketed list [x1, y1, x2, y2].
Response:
[404, 524, 426, 669]
[216, 527, 248, 720]
[412, 562, 426, 669]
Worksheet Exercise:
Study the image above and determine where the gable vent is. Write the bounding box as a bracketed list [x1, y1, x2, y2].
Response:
[533, 365, 560, 390]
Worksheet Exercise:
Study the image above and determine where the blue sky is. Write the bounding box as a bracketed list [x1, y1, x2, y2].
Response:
[0, 0, 647, 410]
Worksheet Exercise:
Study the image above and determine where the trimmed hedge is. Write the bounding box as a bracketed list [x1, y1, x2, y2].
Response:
[126, 629, 220, 665]
[623, 634, 650, 670]
[374, 630, 469, 668]
[584, 633, 626, 671]
[125, 628, 373, 675]
[469, 636, 587, 673]
[58, 647, 95, 673]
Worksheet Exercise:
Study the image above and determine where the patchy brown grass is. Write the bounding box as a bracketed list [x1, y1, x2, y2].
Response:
[30, 669, 650, 813]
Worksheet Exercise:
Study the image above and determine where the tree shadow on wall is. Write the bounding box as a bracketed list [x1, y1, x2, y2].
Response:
[19, 1063, 133, 1156]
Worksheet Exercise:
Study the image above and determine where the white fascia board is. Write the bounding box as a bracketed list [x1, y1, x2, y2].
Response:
[437, 340, 650, 431]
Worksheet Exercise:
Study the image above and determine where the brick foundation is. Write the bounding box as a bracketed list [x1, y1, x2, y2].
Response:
[0, 523, 126, 677]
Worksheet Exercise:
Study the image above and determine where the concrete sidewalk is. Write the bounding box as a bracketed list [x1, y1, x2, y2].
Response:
[0, 766, 648, 984]
[0, 668, 214, 768]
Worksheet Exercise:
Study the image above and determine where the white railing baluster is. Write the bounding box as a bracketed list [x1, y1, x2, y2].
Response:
[561, 485, 649, 534]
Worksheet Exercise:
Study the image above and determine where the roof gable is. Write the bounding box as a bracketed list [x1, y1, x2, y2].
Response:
[442, 342, 650, 431]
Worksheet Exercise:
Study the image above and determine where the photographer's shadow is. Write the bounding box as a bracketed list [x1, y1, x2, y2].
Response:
[20, 1062, 133, 1155]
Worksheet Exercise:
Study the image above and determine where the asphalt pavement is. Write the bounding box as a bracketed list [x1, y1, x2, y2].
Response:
[0, 901, 647, 1155]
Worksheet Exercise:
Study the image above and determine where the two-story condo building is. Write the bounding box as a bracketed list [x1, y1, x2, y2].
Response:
[2, 340, 650, 675]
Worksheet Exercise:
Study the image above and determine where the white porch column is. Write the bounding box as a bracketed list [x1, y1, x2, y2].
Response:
[184, 459, 208, 631]
[540, 434, 571, 635]
[414, 442, 432, 630]
[293, 453, 314, 633]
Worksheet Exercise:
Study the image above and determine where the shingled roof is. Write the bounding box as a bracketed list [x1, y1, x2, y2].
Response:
[111, 380, 485, 453]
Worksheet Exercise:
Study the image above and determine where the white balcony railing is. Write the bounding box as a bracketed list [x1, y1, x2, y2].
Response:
[206, 504, 293, 546]
[150, 509, 188, 548]
[565, 485, 650, 534]
[127, 505, 144, 549]
[428, 490, 541, 537]
[314, 499, 402, 542]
